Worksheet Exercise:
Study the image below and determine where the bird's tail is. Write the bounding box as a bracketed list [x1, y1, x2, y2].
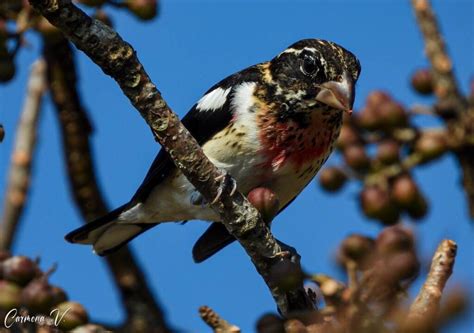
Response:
[65, 203, 157, 256]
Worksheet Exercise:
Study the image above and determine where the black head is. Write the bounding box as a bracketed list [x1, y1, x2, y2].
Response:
[269, 39, 361, 112]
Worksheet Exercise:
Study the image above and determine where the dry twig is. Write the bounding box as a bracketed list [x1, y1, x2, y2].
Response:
[43, 37, 171, 333]
[411, 0, 465, 113]
[29, 0, 314, 314]
[0, 59, 46, 250]
[406, 239, 457, 329]
[199, 306, 241, 333]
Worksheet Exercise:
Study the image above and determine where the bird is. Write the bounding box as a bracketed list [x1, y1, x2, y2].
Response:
[65, 39, 361, 262]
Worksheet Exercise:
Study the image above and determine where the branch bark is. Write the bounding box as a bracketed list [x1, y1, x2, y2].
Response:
[405, 239, 457, 329]
[28, 0, 314, 315]
[0, 59, 46, 250]
[43, 36, 171, 333]
[412, 0, 474, 219]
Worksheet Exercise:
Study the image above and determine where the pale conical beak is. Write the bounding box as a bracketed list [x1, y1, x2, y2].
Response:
[315, 73, 354, 113]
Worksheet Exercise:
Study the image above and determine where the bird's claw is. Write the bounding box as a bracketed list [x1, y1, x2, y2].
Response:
[190, 171, 237, 206]
[210, 171, 237, 205]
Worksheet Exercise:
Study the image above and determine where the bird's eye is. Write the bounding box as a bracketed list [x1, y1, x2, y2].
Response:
[301, 55, 319, 76]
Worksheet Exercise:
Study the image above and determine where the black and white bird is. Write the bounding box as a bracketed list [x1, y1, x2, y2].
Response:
[66, 39, 361, 262]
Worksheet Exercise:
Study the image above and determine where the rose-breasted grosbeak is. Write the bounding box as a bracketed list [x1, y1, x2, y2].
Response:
[66, 39, 361, 262]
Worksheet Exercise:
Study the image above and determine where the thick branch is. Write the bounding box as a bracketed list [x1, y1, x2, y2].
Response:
[29, 0, 314, 314]
[43, 37, 171, 333]
[0, 59, 46, 250]
[406, 240, 457, 326]
[412, 0, 474, 219]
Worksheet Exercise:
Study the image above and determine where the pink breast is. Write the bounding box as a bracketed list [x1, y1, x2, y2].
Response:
[259, 121, 334, 172]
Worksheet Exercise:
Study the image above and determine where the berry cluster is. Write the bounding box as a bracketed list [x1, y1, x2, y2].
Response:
[318, 69, 454, 225]
[0, 251, 105, 332]
[253, 226, 466, 333]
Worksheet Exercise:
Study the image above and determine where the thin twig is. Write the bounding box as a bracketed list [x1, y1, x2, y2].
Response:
[406, 240, 457, 327]
[43, 37, 172, 333]
[365, 152, 424, 186]
[199, 306, 241, 333]
[409, 104, 437, 116]
[106, 0, 128, 9]
[29, 0, 314, 314]
[411, 0, 465, 114]
[0, 59, 46, 250]
[345, 260, 358, 298]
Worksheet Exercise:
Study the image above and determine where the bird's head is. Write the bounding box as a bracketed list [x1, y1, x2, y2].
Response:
[269, 39, 361, 113]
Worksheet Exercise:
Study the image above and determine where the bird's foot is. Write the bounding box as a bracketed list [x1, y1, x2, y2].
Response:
[210, 171, 237, 205]
[190, 171, 237, 206]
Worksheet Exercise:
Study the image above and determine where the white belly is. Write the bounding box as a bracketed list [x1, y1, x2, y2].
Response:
[140, 127, 266, 223]
[137, 139, 328, 224]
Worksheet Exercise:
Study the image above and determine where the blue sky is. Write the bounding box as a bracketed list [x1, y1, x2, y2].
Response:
[1, 0, 473, 332]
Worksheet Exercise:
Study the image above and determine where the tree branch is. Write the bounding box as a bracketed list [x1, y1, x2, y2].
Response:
[28, 0, 314, 314]
[43, 36, 171, 333]
[406, 240, 457, 328]
[199, 306, 241, 333]
[411, 0, 465, 115]
[0, 59, 46, 250]
[412, 0, 474, 219]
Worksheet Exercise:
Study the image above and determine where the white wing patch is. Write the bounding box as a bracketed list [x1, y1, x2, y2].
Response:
[196, 87, 231, 111]
[231, 82, 259, 142]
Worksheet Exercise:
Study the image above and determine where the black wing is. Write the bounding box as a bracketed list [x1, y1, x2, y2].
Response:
[131, 65, 262, 203]
[192, 196, 297, 262]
